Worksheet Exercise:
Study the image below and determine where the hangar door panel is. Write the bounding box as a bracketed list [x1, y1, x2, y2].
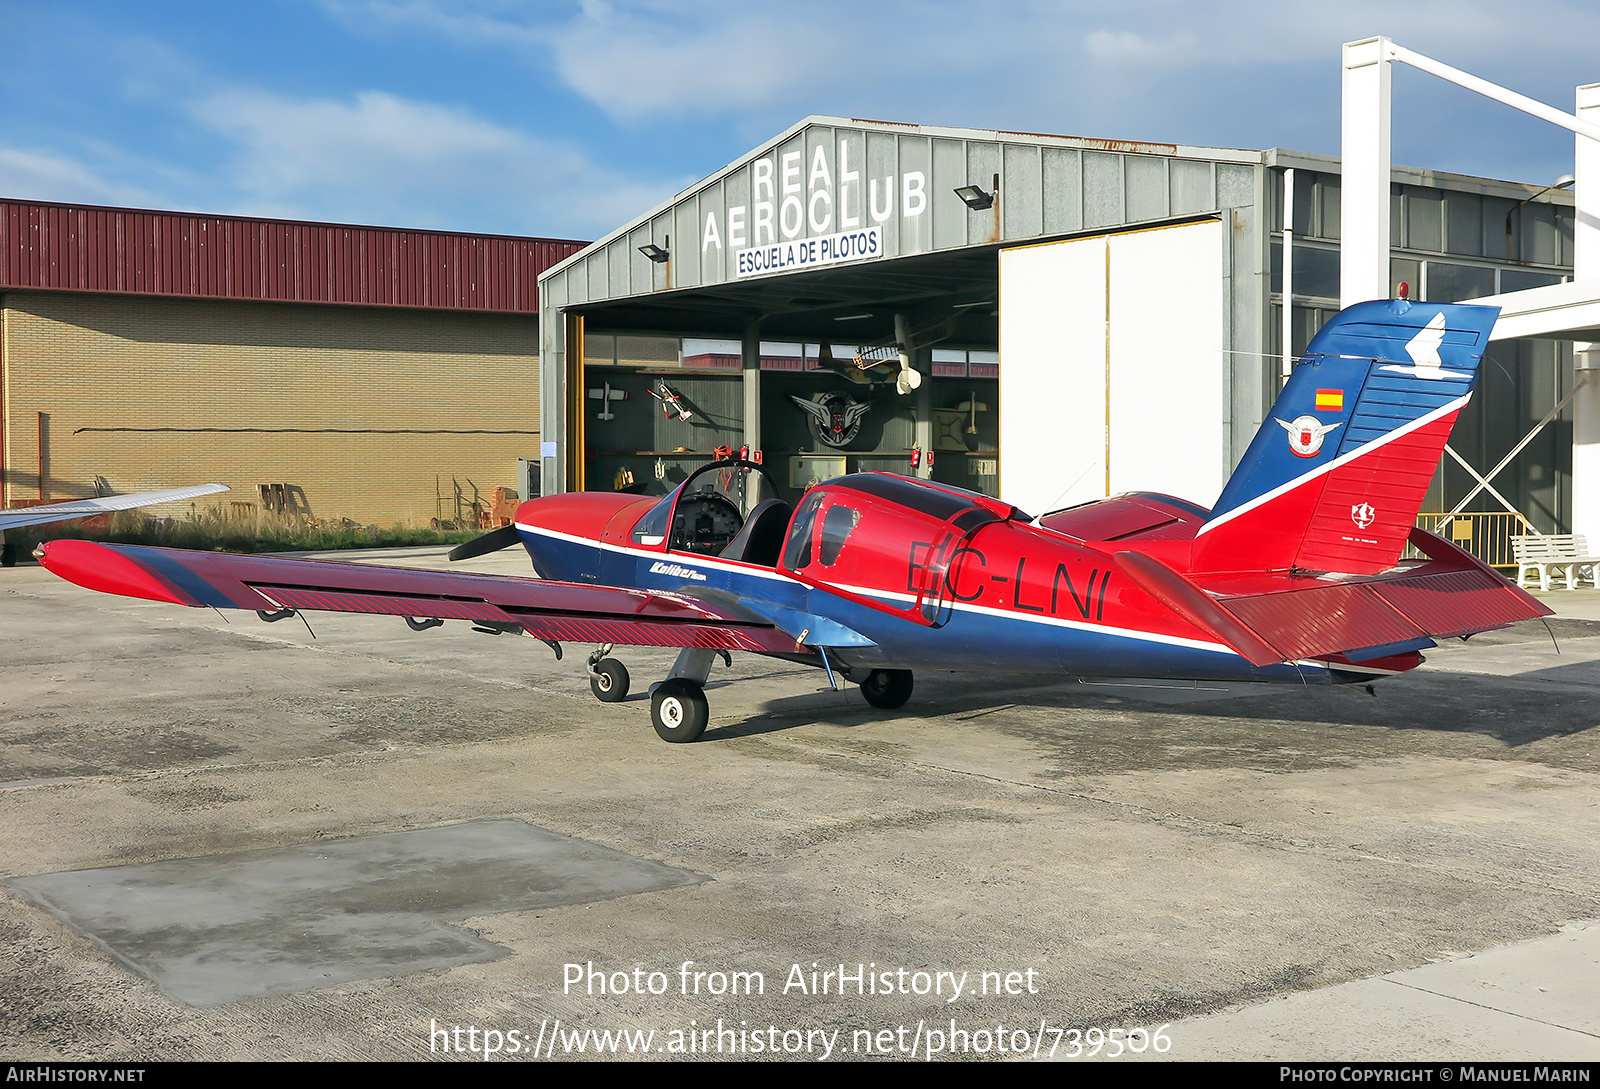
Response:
[998, 239, 1107, 519]
[999, 220, 1226, 518]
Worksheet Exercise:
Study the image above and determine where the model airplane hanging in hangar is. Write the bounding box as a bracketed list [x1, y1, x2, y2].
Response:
[36, 301, 1550, 743]
[1, 484, 228, 566]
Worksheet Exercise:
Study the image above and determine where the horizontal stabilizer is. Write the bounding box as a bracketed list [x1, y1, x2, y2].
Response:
[1112, 550, 1283, 666]
[1130, 529, 1549, 667]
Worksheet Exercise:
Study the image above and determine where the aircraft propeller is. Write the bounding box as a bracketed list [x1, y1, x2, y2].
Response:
[447, 524, 522, 562]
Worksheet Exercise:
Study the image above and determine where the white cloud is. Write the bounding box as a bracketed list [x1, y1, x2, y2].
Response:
[1083, 29, 1203, 68]
[317, 0, 1600, 131]
[187, 87, 682, 234]
[0, 146, 157, 207]
[324, 0, 838, 121]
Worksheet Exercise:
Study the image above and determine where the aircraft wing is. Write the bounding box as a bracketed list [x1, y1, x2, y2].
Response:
[0, 484, 229, 532]
[35, 540, 804, 654]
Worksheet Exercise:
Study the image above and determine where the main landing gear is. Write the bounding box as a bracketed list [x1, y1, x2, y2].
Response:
[650, 678, 709, 743]
[585, 645, 724, 743]
[859, 668, 914, 709]
[643, 647, 726, 743]
[585, 645, 916, 743]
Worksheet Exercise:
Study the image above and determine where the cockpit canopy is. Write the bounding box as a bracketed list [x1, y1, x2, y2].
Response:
[778, 473, 1029, 584]
[628, 459, 790, 565]
[627, 467, 1026, 583]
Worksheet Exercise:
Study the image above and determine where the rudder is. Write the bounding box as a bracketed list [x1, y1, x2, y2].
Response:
[1191, 299, 1499, 576]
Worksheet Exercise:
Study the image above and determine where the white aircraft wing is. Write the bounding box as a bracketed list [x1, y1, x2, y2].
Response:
[0, 484, 229, 532]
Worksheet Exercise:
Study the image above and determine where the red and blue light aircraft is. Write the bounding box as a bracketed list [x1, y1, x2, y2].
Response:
[38, 300, 1549, 743]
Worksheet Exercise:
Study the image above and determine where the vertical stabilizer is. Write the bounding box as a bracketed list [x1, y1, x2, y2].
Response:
[1191, 300, 1499, 575]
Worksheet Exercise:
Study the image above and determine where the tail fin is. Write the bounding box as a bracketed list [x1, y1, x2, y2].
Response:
[1192, 299, 1499, 576]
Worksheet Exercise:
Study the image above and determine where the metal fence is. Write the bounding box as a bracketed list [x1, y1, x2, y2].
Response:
[1412, 512, 1533, 569]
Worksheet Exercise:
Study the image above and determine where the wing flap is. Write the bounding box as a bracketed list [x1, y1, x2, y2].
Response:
[259, 586, 516, 624]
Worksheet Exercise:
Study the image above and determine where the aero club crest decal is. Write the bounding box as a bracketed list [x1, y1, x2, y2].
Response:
[792, 392, 873, 449]
[1275, 415, 1342, 459]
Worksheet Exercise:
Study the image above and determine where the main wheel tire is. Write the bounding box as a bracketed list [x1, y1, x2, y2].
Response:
[859, 669, 914, 709]
[651, 678, 709, 743]
[589, 658, 630, 703]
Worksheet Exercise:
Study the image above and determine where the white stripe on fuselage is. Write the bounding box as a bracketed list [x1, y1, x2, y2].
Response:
[518, 522, 1239, 657]
[1196, 393, 1470, 537]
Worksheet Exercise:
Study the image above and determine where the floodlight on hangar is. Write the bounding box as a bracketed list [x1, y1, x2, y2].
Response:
[1505, 174, 1576, 260]
[639, 242, 670, 263]
[953, 185, 994, 210]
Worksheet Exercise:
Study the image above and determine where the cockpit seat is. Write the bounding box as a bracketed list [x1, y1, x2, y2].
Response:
[719, 498, 793, 567]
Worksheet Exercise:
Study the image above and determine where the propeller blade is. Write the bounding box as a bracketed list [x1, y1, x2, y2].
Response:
[447, 524, 523, 562]
[894, 351, 922, 395]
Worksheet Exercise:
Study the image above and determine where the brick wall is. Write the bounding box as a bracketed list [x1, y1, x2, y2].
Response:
[0, 291, 540, 525]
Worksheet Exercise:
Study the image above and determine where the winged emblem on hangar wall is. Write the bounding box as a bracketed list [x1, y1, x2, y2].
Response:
[791, 392, 873, 448]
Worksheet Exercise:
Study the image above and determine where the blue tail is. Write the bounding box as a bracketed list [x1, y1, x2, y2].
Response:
[1191, 299, 1499, 575]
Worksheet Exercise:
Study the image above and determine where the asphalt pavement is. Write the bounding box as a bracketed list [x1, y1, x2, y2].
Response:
[1, 548, 1597, 1062]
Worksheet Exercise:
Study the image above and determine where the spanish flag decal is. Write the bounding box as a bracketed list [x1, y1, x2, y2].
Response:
[1315, 388, 1344, 412]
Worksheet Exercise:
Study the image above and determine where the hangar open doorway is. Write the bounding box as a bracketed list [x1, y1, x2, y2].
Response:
[538, 117, 1271, 516]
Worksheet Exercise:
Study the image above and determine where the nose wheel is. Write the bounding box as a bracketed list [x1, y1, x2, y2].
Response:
[588, 657, 630, 702]
[651, 678, 709, 743]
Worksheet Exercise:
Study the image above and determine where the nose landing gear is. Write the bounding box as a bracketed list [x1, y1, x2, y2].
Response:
[586, 645, 631, 703]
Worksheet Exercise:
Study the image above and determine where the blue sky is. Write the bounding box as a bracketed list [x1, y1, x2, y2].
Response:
[4, 1, 1598, 240]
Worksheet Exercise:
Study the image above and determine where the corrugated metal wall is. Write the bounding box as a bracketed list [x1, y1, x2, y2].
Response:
[1, 200, 585, 313]
[542, 117, 1261, 306]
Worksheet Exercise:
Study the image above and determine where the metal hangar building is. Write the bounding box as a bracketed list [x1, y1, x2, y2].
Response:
[537, 116, 1578, 549]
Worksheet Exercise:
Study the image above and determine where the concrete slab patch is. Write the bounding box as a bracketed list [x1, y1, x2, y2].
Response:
[1105, 922, 1600, 1061]
[8, 819, 708, 1006]
[1381, 920, 1600, 1037]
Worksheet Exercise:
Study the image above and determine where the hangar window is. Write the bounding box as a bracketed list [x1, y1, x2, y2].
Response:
[1425, 262, 1496, 303]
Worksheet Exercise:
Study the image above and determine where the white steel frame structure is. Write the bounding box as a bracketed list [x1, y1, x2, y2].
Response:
[1342, 38, 1600, 537]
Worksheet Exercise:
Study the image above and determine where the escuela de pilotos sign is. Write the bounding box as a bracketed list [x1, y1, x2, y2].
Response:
[700, 140, 928, 280]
